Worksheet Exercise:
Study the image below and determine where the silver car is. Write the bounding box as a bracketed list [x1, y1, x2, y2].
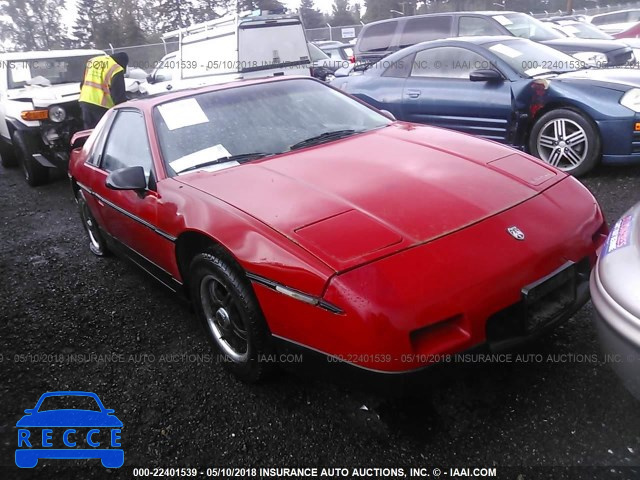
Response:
[590, 204, 640, 398]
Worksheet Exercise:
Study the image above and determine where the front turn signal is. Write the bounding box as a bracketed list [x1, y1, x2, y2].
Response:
[21, 110, 49, 121]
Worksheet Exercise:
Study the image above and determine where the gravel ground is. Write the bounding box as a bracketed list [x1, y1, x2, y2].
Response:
[1, 162, 640, 480]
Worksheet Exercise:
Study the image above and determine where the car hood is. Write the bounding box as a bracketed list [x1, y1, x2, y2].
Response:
[555, 68, 640, 91]
[542, 37, 629, 53]
[7, 82, 81, 106]
[16, 410, 123, 427]
[619, 37, 640, 48]
[178, 124, 563, 271]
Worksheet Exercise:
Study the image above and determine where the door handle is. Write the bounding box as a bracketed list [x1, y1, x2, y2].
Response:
[406, 89, 421, 98]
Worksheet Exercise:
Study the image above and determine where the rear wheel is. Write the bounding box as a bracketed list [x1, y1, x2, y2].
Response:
[13, 130, 48, 186]
[189, 247, 273, 383]
[75, 189, 109, 257]
[529, 108, 600, 177]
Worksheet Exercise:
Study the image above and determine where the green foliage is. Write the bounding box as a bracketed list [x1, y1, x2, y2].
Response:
[330, 0, 356, 26]
[0, 0, 66, 50]
[299, 0, 325, 28]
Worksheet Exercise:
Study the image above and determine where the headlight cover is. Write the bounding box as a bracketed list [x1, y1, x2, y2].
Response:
[620, 88, 640, 112]
[48, 105, 66, 123]
[572, 51, 608, 67]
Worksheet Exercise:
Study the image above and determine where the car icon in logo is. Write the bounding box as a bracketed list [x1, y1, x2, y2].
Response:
[507, 226, 525, 241]
[15, 391, 123, 468]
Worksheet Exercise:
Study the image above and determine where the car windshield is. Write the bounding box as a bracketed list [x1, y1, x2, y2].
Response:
[558, 21, 614, 40]
[485, 38, 585, 77]
[153, 79, 391, 176]
[7, 55, 95, 89]
[493, 13, 564, 41]
[38, 395, 101, 412]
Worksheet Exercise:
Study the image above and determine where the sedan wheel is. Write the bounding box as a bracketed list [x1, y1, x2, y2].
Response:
[529, 108, 600, 177]
[189, 248, 273, 383]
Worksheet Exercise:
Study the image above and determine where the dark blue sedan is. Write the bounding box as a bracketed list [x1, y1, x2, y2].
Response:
[332, 36, 640, 176]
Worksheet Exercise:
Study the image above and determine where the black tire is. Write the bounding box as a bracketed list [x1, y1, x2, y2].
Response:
[0, 138, 17, 167]
[189, 247, 273, 383]
[13, 130, 48, 186]
[528, 108, 600, 177]
[75, 189, 110, 257]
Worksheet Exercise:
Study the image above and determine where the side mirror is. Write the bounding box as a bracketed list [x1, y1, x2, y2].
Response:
[379, 109, 396, 121]
[106, 166, 147, 192]
[146, 74, 155, 84]
[70, 130, 92, 149]
[469, 69, 503, 82]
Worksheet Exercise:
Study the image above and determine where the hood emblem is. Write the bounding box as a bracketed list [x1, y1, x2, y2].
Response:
[507, 226, 525, 241]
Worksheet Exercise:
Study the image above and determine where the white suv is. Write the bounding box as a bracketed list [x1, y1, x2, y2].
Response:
[0, 49, 104, 186]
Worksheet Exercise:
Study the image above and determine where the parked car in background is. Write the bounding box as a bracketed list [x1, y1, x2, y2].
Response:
[591, 204, 640, 400]
[141, 11, 311, 95]
[0, 49, 105, 186]
[588, 9, 640, 34]
[316, 42, 354, 63]
[69, 76, 606, 383]
[613, 21, 640, 39]
[354, 12, 633, 68]
[308, 43, 340, 81]
[544, 18, 640, 57]
[333, 37, 640, 176]
[313, 40, 345, 48]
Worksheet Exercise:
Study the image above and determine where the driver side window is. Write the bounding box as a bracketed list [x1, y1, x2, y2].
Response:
[411, 47, 490, 79]
[101, 110, 153, 177]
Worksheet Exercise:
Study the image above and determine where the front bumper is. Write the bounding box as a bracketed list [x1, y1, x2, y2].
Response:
[598, 116, 640, 165]
[257, 177, 606, 373]
[590, 205, 640, 399]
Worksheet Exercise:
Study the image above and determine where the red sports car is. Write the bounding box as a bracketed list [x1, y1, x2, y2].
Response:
[68, 76, 607, 383]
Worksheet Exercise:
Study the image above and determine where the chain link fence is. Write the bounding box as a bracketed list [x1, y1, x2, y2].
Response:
[102, 41, 179, 71]
[532, 1, 640, 17]
[305, 24, 364, 43]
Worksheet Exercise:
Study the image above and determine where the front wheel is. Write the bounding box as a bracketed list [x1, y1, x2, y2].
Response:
[189, 248, 273, 383]
[0, 139, 17, 167]
[76, 189, 109, 257]
[528, 108, 600, 177]
[13, 130, 48, 186]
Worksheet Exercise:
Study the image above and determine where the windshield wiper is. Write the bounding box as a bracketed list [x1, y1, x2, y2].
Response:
[289, 130, 358, 151]
[177, 152, 273, 173]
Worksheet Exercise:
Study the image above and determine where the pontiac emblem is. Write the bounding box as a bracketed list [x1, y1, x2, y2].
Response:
[507, 226, 525, 241]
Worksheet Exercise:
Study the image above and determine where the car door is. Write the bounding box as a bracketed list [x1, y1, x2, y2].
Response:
[401, 46, 515, 143]
[90, 109, 174, 276]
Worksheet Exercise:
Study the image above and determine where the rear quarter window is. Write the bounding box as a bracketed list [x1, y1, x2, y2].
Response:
[359, 21, 398, 53]
[399, 16, 453, 48]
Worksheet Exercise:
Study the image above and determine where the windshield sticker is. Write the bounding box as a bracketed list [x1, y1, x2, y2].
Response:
[489, 43, 523, 59]
[604, 215, 633, 255]
[170, 144, 232, 173]
[493, 15, 513, 26]
[157, 98, 209, 131]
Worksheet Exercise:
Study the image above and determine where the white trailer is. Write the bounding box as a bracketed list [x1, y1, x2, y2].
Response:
[142, 11, 312, 95]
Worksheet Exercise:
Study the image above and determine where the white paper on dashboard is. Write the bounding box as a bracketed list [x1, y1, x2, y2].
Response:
[157, 98, 209, 131]
[170, 144, 232, 173]
[489, 43, 523, 58]
[493, 15, 513, 26]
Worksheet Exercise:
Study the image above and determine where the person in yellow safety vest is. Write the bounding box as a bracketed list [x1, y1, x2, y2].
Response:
[79, 52, 129, 129]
